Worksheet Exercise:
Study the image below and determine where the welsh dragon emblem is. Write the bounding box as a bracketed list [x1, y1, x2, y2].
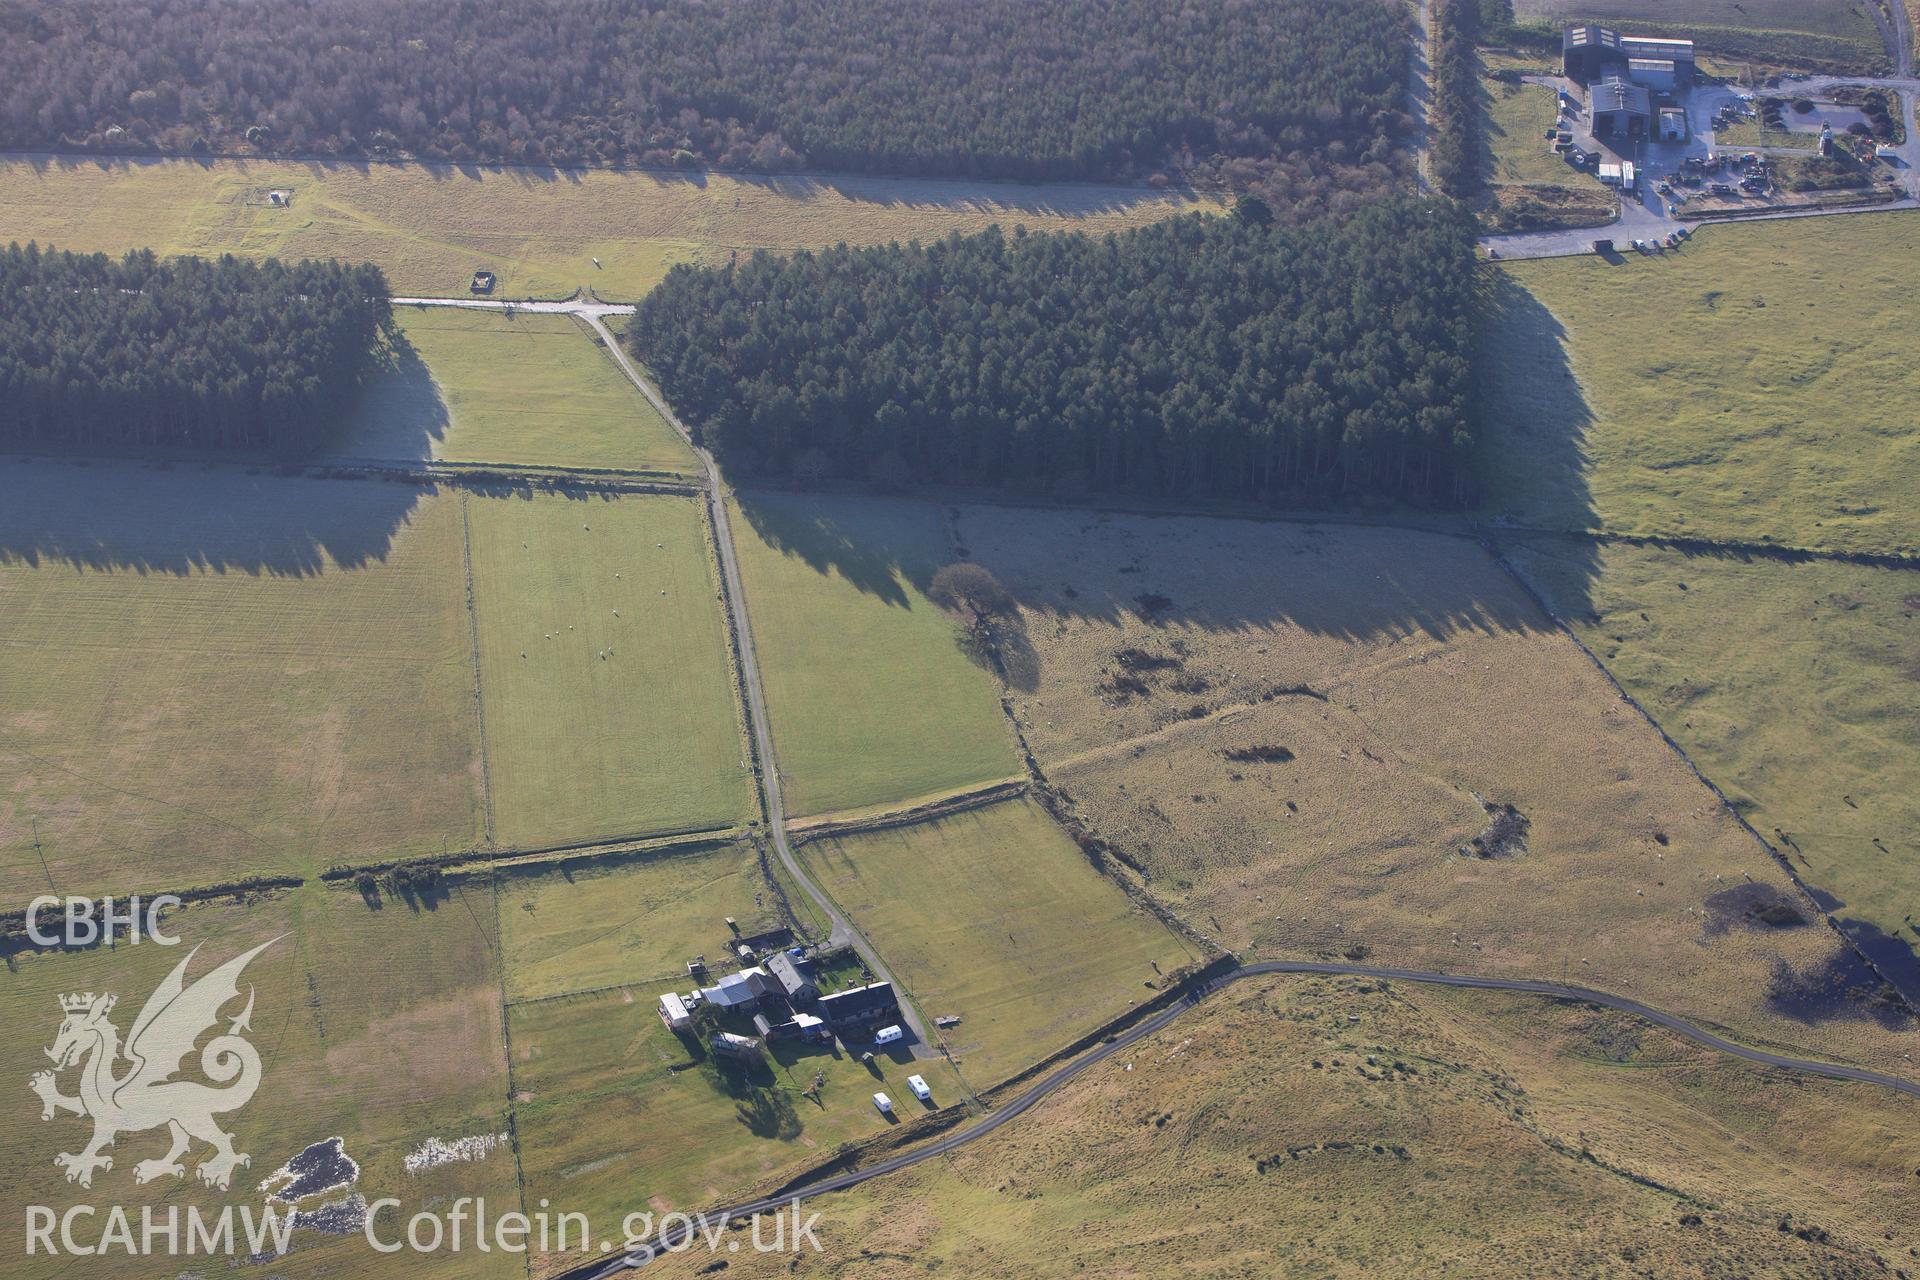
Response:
[30, 939, 279, 1190]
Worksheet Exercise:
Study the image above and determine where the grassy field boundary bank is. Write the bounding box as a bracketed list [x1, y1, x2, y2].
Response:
[0, 447, 706, 496]
[486, 861, 537, 1249]
[317, 826, 744, 884]
[460, 491, 499, 849]
[785, 779, 1031, 843]
[1490, 524, 1920, 572]
[1484, 537, 1920, 1013]
[0, 878, 305, 956]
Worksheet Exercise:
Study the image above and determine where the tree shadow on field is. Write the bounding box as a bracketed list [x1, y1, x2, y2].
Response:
[0, 458, 432, 577]
[733, 489, 925, 609]
[723, 270, 1602, 649]
[331, 329, 452, 463]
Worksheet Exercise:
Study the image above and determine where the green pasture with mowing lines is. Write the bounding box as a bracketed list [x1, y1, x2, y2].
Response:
[1476, 212, 1920, 556]
[1502, 535, 1920, 962]
[798, 797, 1199, 1085]
[507, 986, 960, 1248]
[0, 154, 1215, 301]
[726, 491, 1021, 818]
[348, 308, 698, 473]
[0, 462, 483, 894]
[468, 491, 754, 851]
[500, 843, 783, 1001]
[0, 883, 517, 1279]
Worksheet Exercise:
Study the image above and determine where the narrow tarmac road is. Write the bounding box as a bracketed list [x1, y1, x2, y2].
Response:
[411, 297, 1920, 1280]
[558, 957, 1920, 1276]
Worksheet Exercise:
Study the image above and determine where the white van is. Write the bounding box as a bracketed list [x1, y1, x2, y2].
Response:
[874, 1024, 904, 1046]
[906, 1074, 932, 1102]
[872, 1092, 893, 1115]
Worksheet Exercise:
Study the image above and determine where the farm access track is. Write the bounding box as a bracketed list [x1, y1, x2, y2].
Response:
[403, 294, 1920, 1276]
[52, 294, 1887, 1269]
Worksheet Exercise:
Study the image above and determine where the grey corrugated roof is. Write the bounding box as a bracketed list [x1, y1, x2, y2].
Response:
[1592, 77, 1651, 116]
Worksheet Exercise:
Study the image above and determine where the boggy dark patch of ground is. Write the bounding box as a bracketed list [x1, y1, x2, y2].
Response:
[261, 1136, 360, 1204]
[1766, 947, 1915, 1030]
[1461, 799, 1530, 859]
[1702, 882, 1810, 936]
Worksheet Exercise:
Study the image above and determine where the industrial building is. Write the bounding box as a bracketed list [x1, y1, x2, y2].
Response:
[1591, 77, 1654, 138]
[1562, 26, 1695, 85]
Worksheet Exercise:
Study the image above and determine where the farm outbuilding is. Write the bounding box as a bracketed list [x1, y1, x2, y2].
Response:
[698, 966, 774, 1010]
[709, 1031, 763, 1062]
[657, 991, 693, 1033]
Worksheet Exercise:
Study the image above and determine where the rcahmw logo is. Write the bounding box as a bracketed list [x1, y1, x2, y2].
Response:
[24, 939, 290, 1258]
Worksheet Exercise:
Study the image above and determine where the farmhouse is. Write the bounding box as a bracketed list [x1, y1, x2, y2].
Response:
[816, 980, 901, 1029]
[766, 951, 821, 1004]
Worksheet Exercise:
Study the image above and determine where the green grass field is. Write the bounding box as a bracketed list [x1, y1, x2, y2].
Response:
[1714, 120, 1822, 150]
[0, 462, 484, 893]
[0, 883, 518, 1278]
[468, 492, 753, 851]
[1479, 78, 1616, 232]
[0, 155, 1216, 301]
[1486, 81, 1578, 188]
[348, 309, 698, 473]
[508, 985, 963, 1256]
[727, 492, 1021, 818]
[1511, 0, 1887, 72]
[799, 798, 1199, 1084]
[1503, 535, 1920, 965]
[1476, 212, 1920, 556]
[499, 843, 783, 1001]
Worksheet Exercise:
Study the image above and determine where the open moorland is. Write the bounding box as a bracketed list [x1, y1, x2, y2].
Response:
[499, 841, 784, 1002]
[727, 492, 1020, 819]
[1475, 213, 1920, 557]
[0, 462, 483, 893]
[953, 506, 1913, 1073]
[1504, 535, 1920, 986]
[468, 491, 753, 851]
[0, 883, 519, 1277]
[646, 973, 1920, 1278]
[1510, 0, 1888, 72]
[351, 308, 698, 473]
[0, 156, 1216, 301]
[798, 797, 1199, 1084]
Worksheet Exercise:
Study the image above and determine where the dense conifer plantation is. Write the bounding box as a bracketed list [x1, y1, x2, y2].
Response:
[630, 199, 1479, 506]
[1, 0, 1407, 192]
[0, 244, 390, 454]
